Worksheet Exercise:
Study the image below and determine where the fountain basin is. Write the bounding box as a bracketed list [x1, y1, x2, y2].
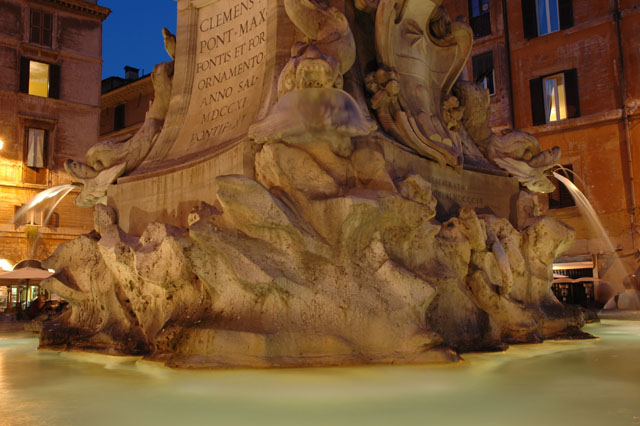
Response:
[1, 320, 639, 426]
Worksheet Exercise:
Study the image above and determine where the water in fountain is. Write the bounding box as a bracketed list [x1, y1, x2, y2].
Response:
[552, 170, 630, 291]
[1, 320, 639, 426]
[12, 184, 77, 258]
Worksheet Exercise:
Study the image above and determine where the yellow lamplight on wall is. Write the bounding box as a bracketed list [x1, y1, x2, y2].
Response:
[0, 139, 4, 150]
[0, 259, 13, 271]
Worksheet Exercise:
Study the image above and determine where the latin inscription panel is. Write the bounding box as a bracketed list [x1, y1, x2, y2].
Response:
[167, 0, 274, 161]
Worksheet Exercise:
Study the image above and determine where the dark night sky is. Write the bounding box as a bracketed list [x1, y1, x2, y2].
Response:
[100, 0, 177, 79]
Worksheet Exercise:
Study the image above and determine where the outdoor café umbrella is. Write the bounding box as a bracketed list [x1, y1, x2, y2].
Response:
[0, 267, 53, 281]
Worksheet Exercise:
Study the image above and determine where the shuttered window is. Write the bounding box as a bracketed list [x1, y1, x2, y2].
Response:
[472, 51, 495, 95]
[30, 10, 53, 47]
[19, 57, 61, 99]
[522, 0, 573, 39]
[469, 0, 491, 38]
[529, 68, 579, 125]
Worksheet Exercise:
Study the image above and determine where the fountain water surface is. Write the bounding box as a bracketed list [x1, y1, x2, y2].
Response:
[1, 320, 639, 426]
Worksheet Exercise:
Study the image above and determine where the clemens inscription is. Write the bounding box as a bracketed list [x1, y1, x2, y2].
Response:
[179, 0, 270, 151]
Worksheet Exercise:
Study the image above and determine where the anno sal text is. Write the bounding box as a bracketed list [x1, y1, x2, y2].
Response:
[189, 0, 268, 145]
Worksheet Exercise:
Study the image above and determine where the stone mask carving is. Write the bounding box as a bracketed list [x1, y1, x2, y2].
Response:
[277, 43, 342, 98]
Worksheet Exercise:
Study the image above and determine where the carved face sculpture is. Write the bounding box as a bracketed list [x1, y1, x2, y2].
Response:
[278, 43, 342, 97]
[295, 49, 341, 90]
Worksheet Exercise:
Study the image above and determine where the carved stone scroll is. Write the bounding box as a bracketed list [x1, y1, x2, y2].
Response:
[373, 0, 472, 168]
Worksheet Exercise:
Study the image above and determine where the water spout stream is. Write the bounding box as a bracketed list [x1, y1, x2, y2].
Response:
[553, 171, 630, 288]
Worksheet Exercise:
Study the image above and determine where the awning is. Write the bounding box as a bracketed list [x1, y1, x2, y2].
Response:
[0, 267, 53, 285]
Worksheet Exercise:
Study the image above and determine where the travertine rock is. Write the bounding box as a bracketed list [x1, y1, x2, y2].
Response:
[93, 204, 117, 235]
[41, 151, 583, 366]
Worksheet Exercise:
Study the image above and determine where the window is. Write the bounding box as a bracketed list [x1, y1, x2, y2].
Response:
[529, 69, 579, 125]
[28, 61, 49, 97]
[548, 165, 576, 209]
[14, 205, 44, 226]
[26, 128, 46, 168]
[472, 52, 495, 95]
[23, 127, 49, 185]
[114, 104, 126, 131]
[522, 0, 573, 39]
[536, 0, 559, 35]
[543, 73, 567, 122]
[30, 10, 53, 47]
[469, 0, 491, 38]
[19, 58, 60, 99]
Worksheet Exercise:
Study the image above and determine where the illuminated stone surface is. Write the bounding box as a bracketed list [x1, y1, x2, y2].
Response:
[40, 0, 586, 367]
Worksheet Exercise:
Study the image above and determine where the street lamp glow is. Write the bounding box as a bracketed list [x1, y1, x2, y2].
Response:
[0, 259, 13, 271]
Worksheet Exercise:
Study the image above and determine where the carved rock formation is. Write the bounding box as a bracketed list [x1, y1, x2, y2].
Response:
[41, 133, 584, 367]
[41, 1, 587, 368]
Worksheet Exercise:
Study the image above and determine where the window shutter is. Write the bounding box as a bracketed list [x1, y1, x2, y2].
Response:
[114, 104, 126, 130]
[529, 77, 545, 126]
[19, 57, 30, 93]
[521, 0, 538, 39]
[49, 63, 60, 99]
[30, 10, 41, 44]
[558, 0, 574, 30]
[42, 13, 52, 47]
[473, 52, 493, 81]
[564, 68, 580, 118]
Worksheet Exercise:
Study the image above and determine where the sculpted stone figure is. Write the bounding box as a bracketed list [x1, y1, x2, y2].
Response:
[276, 0, 355, 97]
[65, 29, 176, 207]
[40, 0, 586, 368]
[250, 0, 376, 157]
[371, 0, 473, 168]
[453, 81, 560, 193]
[362, 1, 559, 191]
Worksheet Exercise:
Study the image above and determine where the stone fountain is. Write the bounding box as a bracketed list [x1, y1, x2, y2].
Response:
[39, 0, 587, 368]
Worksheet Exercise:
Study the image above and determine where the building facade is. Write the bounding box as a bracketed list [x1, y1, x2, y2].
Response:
[100, 66, 153, 142]
[444, 0, 640, 289]
[0, 0, 109, 267]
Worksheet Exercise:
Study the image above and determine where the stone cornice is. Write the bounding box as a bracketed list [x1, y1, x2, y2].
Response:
[28, 0, 111, 21]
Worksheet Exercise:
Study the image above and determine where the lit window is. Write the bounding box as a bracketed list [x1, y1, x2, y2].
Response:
[28, 61, 49, 97]
[543, 73, 567, 122]
[30, 10, 53, 47]
[529, 69, 579, 126]
[20, 58, 60, 99]
[26, 128, 46, 168]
